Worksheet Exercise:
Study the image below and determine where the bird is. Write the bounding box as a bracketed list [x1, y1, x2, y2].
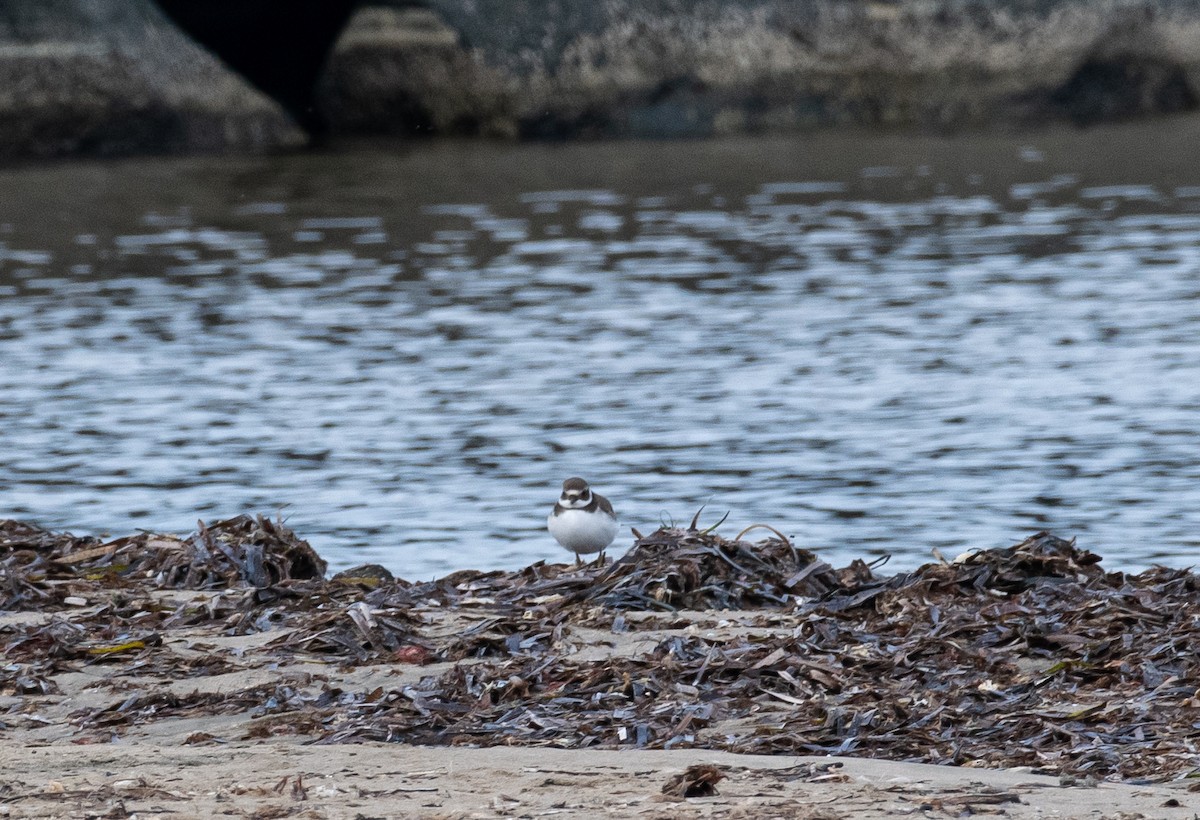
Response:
[547, 477, 618, 566]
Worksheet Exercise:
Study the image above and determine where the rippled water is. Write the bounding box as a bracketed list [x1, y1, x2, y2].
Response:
[3, 124, 1200, 577]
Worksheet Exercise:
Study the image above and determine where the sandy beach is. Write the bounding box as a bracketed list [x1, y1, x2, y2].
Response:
[4, 742, 1198, 819]
[4, 517, 1200, 818]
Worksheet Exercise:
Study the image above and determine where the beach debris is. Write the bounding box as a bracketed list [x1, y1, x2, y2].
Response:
[5, 518, 1200, 782]
[567, 523, 863, 611]
[921, 788, 1021, 810]
[332, 563, 395, 588]
[661, 763, 726, 798]
[0, 514, 324, 612]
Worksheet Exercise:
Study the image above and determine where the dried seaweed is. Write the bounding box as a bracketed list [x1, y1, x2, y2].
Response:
[263, 600, 433, 663]
[662, 764, 726, 798]
[561, 526, 867, 612]
[72, 682, 326, 734]
[6, 518, 1200, 783]
[0, 514, 324, 613]
[314, 532, 1200, 780]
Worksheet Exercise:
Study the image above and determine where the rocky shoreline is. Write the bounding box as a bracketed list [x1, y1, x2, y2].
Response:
[4, 0, 1200, 162]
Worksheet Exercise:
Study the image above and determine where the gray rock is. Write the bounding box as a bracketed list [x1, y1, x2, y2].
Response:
[321, 0, 1200, 137]
[5, 0, 1200, 160]
[0, 0, 303, 161]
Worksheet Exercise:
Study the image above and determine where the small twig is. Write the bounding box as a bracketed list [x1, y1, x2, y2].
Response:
[691, 647, 718, 686]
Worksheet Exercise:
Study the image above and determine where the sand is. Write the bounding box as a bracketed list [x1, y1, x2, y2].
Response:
[3, 739, 1197, 818]
[3, 594, 1198, 820]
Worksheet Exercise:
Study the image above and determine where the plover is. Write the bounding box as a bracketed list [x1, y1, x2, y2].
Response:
[547, 476, 618, 565]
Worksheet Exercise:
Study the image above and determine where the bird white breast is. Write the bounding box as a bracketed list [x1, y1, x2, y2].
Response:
[547, 508, 618, 554]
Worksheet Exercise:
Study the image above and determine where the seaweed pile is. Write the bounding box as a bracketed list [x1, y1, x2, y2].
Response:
[4, 515, 1200, 782]
[0, 514, 324, 612]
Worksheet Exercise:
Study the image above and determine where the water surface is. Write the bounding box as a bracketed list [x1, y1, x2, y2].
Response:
[3, 122, 1200, 576]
